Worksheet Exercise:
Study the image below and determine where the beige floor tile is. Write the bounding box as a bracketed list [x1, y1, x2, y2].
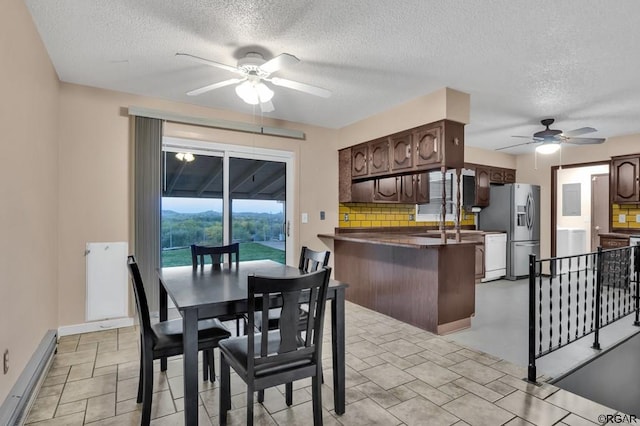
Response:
[452, 377, 503, 402]
[42, 374, 68, 387]
[116, 361, 140, 381]
[545, 389, 616, 423]
[490, 360, 527, 378]
[455, 348, 500, 366]
[416, 338, 462, 356]
[360, 354, 385, 367]
[85, 393, 116, 423]
[346, 340, 387, 358]
[354, 381, 402, 409]
[497, 374, 559, 399]
[332, 397, 402, 426]
[405, 361, 461, 388]
[68, 362, 95, 382]
[484, 379, 517, 396]
[377, 351, 414, 370]
[78, 330, 118, 344]
[496, 390, 569, 426]
[388, 385, 419, 402]
[25, 395, 60, 423]
[37, 384, 65, 398]
[442, 393, 515, 426]
[380, 339, 424, 358]
[359, 363, 415, 391]
[60, 373, 117, 404]
[388, 396, 459, 426]
[85, 410, 141, 425]
[76, 342, 99, 353]
[94, 347, 139, 368]
[404, 380, 453, 406]
[52, 349, 97, 368]
[47, 365, 71, 377]
[56, 341, 79, 354]
[149, 390, 177, 419]
[561, 413, 599, 425]
[27, 412, 85, 425]
[437, 382, 468, 399]
[93, 364, 117, 377]
[448, 359, 504, 385]
[55, 399, 87, 418]
[223, 403, 277, 425]
[272, 401, 341, 426]
[504, 417, 535, 426]
[418, 349, 458, 368]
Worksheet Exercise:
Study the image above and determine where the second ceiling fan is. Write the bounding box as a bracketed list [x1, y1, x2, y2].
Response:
[177, 52, 331, 113]
[498, 118, 605, 153]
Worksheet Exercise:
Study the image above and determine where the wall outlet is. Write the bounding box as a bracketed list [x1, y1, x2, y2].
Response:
[637, 214, 640, 223]
[619, 214, 626, 223]
[320, 211, 325, 220]
[3, 349, 8, 374]
[301, 213, 308, 224]
[343, 213, 349, 222]
[409, 214, 415, 221]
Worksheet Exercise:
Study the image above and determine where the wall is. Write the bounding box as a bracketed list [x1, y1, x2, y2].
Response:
[516, 134, 640, 260]
[557, 164, 609, 251]
[0, 0, 60, 402]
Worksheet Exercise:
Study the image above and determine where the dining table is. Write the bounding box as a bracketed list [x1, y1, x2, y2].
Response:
[158, 259, 348, 425]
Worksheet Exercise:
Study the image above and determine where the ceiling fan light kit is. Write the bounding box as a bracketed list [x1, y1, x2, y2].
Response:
[235, 78, 274, 105]
[535, 143, 561, 155]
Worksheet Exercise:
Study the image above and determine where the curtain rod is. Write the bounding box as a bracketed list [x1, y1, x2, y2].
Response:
[128, 106, 306, 140]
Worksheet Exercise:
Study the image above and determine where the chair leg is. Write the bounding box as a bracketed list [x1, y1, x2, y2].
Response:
[285, 382, 293, 406]
[136, 349, 143, 403]
[208, 349, 215, 382]
[220, 355, 231, 425]
[202, 351, 209, 382]
[141, 351, 154, 426]
[246, 385, 254, 426]
[258, 390, 264, 403]
[312, 375, 323, 425]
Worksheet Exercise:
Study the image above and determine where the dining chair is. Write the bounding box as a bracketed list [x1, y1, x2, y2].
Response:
[191, 242, 240, 269]
[219, 267, 332, 426]
[127, 255, 231, 425]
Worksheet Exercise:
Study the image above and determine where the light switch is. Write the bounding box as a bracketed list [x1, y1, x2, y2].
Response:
[301, 213, 308, 224]
[619, 214, 626, 223]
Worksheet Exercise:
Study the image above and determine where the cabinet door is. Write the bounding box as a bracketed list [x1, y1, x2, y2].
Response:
[475, 244, 486, 280]
[414, 125, 442, 167]
[415, 173, 429, 204]
[399, 175, 416, 203]
[373, 177, 400, 202]
[351, 180, 373, 203]
[475, 167, 491, 207]
[489, 168, 504, 183]
[390, 132, 413, 171]
[503, 169, 516, 183]
[351, 143, 368, 177]
[368, 138, 390, 175]
[611, 157, 640, 203]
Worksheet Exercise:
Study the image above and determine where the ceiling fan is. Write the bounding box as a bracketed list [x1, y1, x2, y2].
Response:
[497, 118, 605, 154]
[176, 52, 331, 113]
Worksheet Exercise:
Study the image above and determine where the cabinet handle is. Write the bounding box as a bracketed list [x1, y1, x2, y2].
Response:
[405, 145, 411, 159]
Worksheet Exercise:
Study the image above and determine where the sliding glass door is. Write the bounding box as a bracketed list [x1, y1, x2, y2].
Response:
[161, 138, 293, 267]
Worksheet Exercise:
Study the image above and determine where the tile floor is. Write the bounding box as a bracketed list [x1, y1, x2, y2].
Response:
[24, 302, 628, 425]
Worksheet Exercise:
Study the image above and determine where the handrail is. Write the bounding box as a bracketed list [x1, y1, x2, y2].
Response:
[527, 244, 640, 382]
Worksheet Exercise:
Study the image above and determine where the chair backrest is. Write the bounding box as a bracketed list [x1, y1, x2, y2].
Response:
[246, 267, 332, 375]
[191, 243, 240, 269]
[126, 255, 153, 341]
[298, 246, 330, 273]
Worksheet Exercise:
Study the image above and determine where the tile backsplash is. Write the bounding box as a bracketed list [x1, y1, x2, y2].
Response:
[612, 203, 640, 230]
[339, 203, 475, 228]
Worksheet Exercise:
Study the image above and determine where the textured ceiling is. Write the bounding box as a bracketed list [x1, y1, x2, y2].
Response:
[25, 0, 640, 153]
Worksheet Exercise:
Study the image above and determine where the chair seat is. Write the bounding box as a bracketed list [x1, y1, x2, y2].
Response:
[152, 318, 231, 352]
[219, 330, 312, 377]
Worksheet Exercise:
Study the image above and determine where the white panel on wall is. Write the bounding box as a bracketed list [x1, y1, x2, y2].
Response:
[86, 242, 128, 322]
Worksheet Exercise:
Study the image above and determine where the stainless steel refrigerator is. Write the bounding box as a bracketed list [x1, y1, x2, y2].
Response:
[478, 183, 540, 280]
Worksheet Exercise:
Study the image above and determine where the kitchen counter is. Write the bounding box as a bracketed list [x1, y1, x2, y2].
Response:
[319, 230, 477, 334]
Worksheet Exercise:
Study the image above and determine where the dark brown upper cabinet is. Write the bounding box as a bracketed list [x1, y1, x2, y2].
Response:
[503, 169, 516, 183]
[475, 167, 491, 207]
[414, 125, 442, 168]
[390, 132, 414, 171]
[369, 138, 390, 176]
[373, 177, 400, 202]
[351, 143, 368, 178]
[489, 168, 504, 183]
[611, 155, 640, 204]
[399, 173, 429, 204]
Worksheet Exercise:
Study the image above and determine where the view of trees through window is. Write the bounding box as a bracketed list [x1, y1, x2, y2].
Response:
[161, 198, 285, 267]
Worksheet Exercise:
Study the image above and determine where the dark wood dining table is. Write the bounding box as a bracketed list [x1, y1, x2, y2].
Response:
[158, 260, 348, 425]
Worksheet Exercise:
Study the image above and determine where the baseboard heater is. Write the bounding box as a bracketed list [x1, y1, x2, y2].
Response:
[0, 330, 57, 425]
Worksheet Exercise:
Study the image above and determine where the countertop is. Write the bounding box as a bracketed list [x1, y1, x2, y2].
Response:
[317, 232, 481, 249]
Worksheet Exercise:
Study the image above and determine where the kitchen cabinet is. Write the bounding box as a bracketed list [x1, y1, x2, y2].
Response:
[503, 169, 516, 183]
[611, 155, 640, 204]
[475, 167, 491, 207]
[414, 125, 442, 167]
[369, 138, 390, 176]
[600, 234, 630, 249]
[489, 168, 504, 183]
[351, 143, 369, 178]
[373, 176, 400, 202]
[399, 173, 429, 203]
[475, 243, 486, 281]
[390, 131, 413, 171]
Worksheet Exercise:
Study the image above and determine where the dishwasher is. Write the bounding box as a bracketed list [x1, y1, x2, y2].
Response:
[482, 233, 507, 282]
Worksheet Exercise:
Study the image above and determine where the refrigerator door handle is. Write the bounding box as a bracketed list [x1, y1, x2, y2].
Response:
[525, 193, 534, 230]
[516, 242, 539, 247]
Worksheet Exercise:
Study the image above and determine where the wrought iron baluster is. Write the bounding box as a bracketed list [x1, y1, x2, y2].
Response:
[538, 261, 543, 355]
[549, 268, 554, 351]
[606, 251, 611, 325]
[558, 263, 563, 348]
[590, 252, 596, 332]
[567, 257, 572, 343]
[583, 254, 588, 336]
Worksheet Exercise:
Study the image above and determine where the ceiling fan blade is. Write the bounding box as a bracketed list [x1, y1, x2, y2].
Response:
[259, 53, 299, 74]
[270, 77, 331, 98]
[512, 135, 544, 140]
[561, 127, 597, 137]
[563, 137, 606, 145]
[176, 53, 241, 74]
[260, 100, 275, 113]
[495, 141, 539, 151]
[186, 78, 245, 96]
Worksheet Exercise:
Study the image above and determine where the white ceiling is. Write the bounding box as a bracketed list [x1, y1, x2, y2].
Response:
[25, 0, 640, 153]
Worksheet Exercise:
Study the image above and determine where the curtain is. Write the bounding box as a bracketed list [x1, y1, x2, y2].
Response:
[134, 116, 162, 312]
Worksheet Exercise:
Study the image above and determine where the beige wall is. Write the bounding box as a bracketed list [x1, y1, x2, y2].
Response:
[515, 134, 640, 260]
[0, 0, 60, 402]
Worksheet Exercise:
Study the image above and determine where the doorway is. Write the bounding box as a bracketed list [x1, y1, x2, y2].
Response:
[160, 138, 294, 267]
[552, 162, 609, 257]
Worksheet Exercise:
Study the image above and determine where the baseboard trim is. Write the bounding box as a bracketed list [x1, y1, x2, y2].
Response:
[58, 317, 134, 337]
[0, 330, 57, 426]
